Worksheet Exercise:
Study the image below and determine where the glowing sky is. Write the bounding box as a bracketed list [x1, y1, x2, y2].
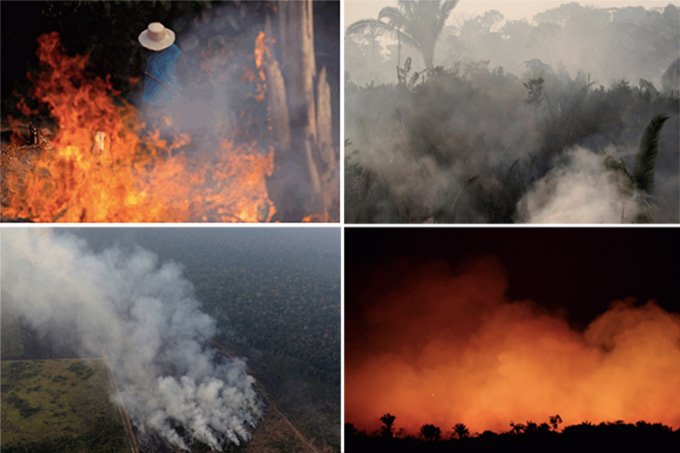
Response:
[345, 229, 680, 434]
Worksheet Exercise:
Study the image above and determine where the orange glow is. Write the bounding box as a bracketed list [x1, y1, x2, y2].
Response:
[252, 31, 271, 102]
[346, 258, 680, 434]
[1, 32, 276, 222]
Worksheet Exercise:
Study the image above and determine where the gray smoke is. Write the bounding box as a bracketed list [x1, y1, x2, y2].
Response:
[516, 147, 641, 223]
[0, 228, 262, 451]
[345, 3, 679, 224]
[135, 4, 261, 148]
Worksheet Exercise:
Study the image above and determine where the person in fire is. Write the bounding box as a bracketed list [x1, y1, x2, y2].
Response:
[137, 22, 184, 128]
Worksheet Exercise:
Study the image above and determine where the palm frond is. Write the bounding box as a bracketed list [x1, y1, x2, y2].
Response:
[440, 0, 460, 18]
[633, 114, 669, 194]
[346, 19, 389, 35]
[438, 0, 460, 29]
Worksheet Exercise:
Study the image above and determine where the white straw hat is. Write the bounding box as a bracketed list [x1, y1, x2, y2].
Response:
[138, 22, 176, 51]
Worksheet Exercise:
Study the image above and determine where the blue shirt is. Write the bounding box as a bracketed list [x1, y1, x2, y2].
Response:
[141, 44, 181, 106]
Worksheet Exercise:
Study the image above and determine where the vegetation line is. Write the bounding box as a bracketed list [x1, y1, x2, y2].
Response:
[102, 352, 140, 453]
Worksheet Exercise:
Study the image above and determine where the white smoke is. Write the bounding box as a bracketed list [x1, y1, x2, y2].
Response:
[0, 228, 262, 451]
[516, 147, 640, 223]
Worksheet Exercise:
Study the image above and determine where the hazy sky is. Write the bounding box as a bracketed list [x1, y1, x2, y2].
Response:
[345, 0, 676, 25]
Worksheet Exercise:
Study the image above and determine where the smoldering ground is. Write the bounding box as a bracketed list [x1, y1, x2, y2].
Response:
[345, 257, 680, 434]
[345, 3, 679, 223]
[1, 229, 262, 451]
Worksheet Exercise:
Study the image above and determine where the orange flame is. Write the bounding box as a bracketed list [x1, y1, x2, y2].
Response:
[2, 32, 276, 222]
[252, 31, 272, 102]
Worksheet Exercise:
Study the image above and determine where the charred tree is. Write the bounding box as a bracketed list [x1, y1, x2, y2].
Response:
[265, 0, 338, 221]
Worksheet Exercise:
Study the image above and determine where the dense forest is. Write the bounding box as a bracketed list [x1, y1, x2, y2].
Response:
[345, 1, 679, 223]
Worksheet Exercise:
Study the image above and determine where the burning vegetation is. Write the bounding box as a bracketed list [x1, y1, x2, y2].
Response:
[1, 1, 338, 222]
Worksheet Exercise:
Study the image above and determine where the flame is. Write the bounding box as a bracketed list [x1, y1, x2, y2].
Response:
[1, 32, 276, 222]
[252, 31, 272, 102]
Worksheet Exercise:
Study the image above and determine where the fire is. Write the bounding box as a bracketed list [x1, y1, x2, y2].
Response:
[346, 258, 680, 434]
[252, 31, 271, 102]
[1, 32, 276, 222]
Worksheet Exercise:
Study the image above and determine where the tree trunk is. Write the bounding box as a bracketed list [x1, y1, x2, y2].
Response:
[421, 39, 435, 69]
[268, 0, 337, 221]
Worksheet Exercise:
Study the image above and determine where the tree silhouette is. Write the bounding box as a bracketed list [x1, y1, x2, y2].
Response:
[452, 423, 470, 439]
[345, 423, 359, 438]
[380, 413, 397, 439]
[549, 414, 563, 431]
[420, 423, 441, 441]
[524, 77, 544, 108]
[346, 0, 460, 68]
[347, 417, 678, 451]
[509, 421, 526, 435]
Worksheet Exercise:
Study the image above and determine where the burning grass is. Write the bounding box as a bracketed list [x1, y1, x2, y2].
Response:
[1, 32, 277, 222]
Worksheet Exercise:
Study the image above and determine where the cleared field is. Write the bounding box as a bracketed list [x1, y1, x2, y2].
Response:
[1, 358, 131, 452]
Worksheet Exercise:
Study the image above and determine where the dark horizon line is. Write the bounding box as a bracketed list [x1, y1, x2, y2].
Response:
[346, 418, 680, 435]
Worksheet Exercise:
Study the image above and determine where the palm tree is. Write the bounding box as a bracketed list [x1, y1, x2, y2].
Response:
[346, 0, 460, 69]
[420, 423, 442, 441]
[452, 423, 470, 439]
[380, 413, 397, 438]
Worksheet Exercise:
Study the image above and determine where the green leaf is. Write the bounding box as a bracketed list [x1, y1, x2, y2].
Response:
[633, 114, 669, 194]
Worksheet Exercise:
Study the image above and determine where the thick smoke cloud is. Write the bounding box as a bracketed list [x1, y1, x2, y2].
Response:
[346, 258, 680, 433]
[1, 229, 262, 451]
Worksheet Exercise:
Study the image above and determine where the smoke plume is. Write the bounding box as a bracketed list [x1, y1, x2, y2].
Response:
[346, 257, 680, 433]
[1, 229, 262, 451]
[516, 147, 641, 223]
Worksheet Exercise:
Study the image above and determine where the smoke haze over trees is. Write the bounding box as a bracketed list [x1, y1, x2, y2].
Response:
[345, 1, 679, 223]
[1, 229, 262, 451]
[1, 227, 341, 451]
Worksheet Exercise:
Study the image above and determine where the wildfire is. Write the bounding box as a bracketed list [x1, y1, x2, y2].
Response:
[346, 258, 680, 434]
[1, 32, 276, 222]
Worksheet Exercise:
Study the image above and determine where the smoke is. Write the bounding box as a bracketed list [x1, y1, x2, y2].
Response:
[346, 258, 680, 434]
[131, 2, 340, 220]
[516, 147, 641, 223]
[1, 229, 263, 451]
[348, 3, 679, 88]
[345, 3, 679, 224]
[135, 4, 265, 147]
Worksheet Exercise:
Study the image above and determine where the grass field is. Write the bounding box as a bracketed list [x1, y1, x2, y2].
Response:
[1, 358, 131, 453]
